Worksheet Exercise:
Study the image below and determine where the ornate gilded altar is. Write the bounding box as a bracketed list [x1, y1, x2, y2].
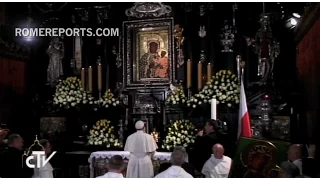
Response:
[88, 151, 171, 177]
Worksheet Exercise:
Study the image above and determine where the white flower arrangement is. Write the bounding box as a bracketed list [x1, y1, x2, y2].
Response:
[187, 70, 240, 108]
[87, 119, 122, 148]
[94, 89, 120, 108]
[53, 77, 94, 108]
[162, 120, 196, 151]
[165, 86, 186, 106]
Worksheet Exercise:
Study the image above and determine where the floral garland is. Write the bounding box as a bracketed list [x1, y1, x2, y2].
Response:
[53, 77, 94, 108]
[187, 70, 239, 108]
[162, 120, 196, 151]
[165, 86, 186, 106]
[88, 119, 122, 148]
[95, 89, 120, 108]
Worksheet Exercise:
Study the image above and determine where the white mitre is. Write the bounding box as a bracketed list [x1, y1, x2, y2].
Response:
[124, 120, 157, 153]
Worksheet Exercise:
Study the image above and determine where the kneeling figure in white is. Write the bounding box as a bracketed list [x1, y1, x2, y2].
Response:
[155, 147, 193, 178]
[201, 143, 232, 178]
[124, 120, 158, 178]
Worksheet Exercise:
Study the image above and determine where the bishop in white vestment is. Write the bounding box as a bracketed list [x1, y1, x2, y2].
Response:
[201, 144, 232, 178]
[124, 121, 158, 178]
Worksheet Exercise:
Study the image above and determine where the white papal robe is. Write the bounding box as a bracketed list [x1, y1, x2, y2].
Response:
[96, 172, 124, 178]
[31, 155, 54, 178]
[155, 166, 193, 178]
[201, 155, 232, 178]
[124, 130, 157, 178]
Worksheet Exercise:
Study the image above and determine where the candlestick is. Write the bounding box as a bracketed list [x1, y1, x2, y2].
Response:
[88, 66, 92, 93]
[98, 63, 102, 89]
[207, 63, 212, 82]
[187, 59, 192, 88]
[197, 61, 202, 90]
[81, 68, 85, 90]
[211, 98, 217, 120]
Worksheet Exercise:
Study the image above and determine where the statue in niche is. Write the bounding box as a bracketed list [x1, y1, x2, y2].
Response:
[46, 37, 64, 86]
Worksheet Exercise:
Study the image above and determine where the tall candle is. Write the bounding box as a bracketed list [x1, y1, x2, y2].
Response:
[236, 55, 241, 83]
[81, 68, 85, 90]
[211, 98, 217, 120]
[197, 61, 202, 90]
[98, 63, 102, 90]
[207, 63, 212, 82]
[125, 108, 128, 126]
[88, 66, 93, 93]
[187, 59, 192, 88]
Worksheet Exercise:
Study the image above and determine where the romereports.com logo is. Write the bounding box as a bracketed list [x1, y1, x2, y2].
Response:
[15, 28, 119, 37]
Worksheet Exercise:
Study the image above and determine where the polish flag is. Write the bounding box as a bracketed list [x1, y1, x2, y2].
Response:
[237, 79, 252, 138]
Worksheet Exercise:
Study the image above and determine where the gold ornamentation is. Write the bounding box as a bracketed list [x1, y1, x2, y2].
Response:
[150, 129, 159, 143]
[22, 135, 44, 167]
[174, 24, 184, 49]
[239, 141, 279, 178]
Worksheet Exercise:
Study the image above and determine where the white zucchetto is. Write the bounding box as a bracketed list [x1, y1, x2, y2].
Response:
[135, 120, 144, 130]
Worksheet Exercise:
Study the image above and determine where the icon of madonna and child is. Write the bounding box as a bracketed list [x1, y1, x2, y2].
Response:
[229, 140, 283, 178]
[138, 34, 169, 80]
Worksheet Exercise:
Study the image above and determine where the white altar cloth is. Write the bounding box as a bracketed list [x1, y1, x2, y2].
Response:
[88, 151, 171, 177]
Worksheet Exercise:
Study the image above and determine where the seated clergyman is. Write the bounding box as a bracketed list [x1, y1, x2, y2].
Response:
[201, 143, 232, 178]
[155, 146, 193, 178]
[96, 155, 124, 178]
[158, 146, 195, 177]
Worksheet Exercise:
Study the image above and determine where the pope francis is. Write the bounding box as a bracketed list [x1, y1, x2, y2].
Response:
[124, 120, 158, 178]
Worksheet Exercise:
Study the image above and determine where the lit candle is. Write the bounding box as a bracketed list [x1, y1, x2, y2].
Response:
[88, 66, 92, 93]
[187, 59, 192, 88]
[81, 68, 85, 90]
[211, 98, 217, 120]
[98, 63, 102, 90]
[207, 63, 212, 82]
[197, 61, 202, 90]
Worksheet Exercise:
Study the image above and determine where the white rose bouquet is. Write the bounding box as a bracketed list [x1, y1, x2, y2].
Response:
[95, 89, 120, 108]
[53, 77, 94, 109]
[165, 86, 186, 106]
[87, 119, 122, 148]
[162, 120, 196, 151]
[187, 70, 240, 108]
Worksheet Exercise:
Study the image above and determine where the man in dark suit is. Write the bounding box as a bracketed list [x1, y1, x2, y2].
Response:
[193, 120, 220, 172]
[0, 134, 33, 178]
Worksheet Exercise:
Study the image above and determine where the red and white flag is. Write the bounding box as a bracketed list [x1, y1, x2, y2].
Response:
[237, 79, 252, 138]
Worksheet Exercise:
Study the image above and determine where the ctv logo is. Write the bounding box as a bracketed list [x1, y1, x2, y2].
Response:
[26, 151, 56, 168]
